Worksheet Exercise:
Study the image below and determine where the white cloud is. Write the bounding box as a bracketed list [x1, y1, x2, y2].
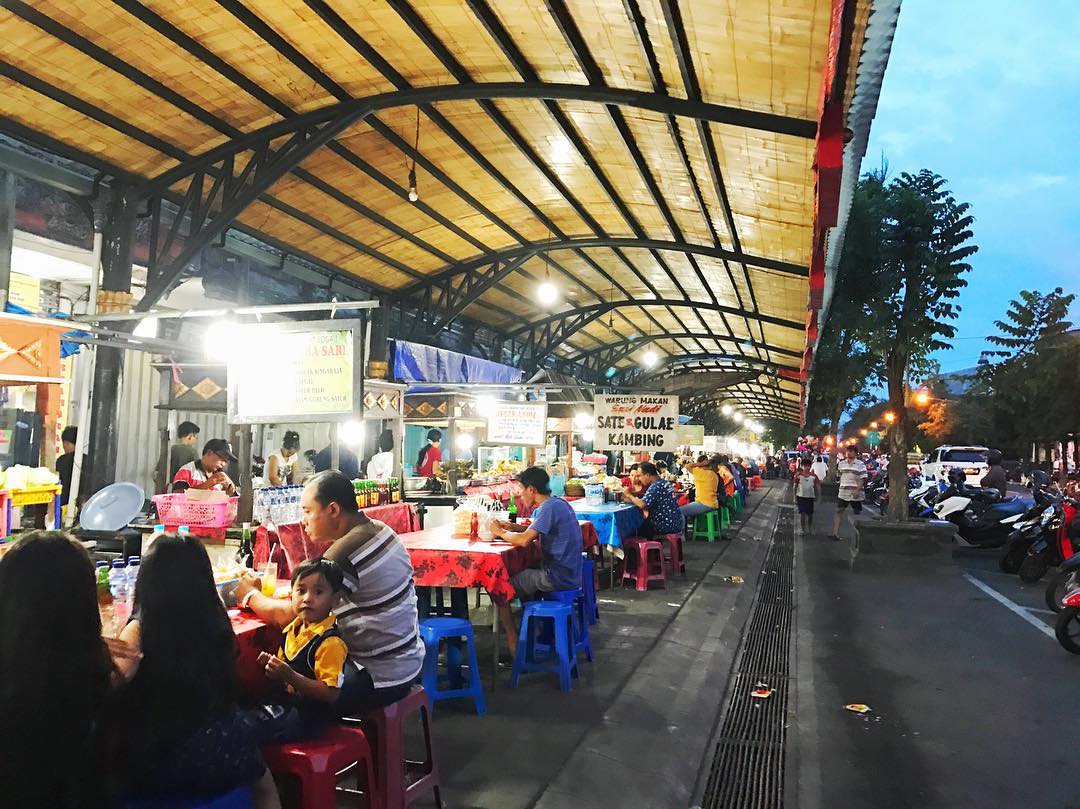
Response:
[975, 173, 1068, 200]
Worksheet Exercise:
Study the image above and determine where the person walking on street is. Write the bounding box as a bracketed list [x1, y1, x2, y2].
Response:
[831, 444, 867, 541]
[811, 454, 829, 483]
[792, 457, 821, 534]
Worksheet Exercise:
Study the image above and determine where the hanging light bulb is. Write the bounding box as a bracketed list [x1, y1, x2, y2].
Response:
[407, 166, 418, 203]
[732, 412, 744, 423]
[641, 350, 658, 368]
[537, 278, 559, 306]
[721, 404, 733, 416]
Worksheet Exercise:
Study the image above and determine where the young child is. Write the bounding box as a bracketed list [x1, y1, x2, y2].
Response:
[792, 456, 821, 534]
[246, 557, 348, 743]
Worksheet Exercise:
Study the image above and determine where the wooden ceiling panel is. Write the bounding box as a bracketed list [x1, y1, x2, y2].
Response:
[483, 1, 588, 84]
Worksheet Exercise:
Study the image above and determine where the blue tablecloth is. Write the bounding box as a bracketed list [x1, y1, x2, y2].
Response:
[568, 500, 643, 548]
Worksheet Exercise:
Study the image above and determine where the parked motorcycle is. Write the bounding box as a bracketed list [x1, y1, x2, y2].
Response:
[998, 472, 1058, 573]
[1054, 587, 1080, 654]
[1018, 496, 1078, 583]
[933, 469, 1028, 548]
[1045, 550, 1080, 612]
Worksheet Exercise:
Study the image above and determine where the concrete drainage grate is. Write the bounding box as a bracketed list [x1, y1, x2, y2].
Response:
[700, 509, 795, 809]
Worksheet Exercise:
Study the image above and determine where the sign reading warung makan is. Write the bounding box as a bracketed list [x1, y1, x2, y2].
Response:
[593, 394, 680, 452]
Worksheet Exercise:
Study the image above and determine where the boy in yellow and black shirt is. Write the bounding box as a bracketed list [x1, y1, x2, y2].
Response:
[245, 558, 349, 743]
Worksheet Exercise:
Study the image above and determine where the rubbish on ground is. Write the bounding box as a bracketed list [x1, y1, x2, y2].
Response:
[722, 575, 744, 584]
[751, 682, 773, 699]
[844, 703, 871, 714]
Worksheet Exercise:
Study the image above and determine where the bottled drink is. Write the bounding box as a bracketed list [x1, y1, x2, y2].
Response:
[236, 521, 254, 568]
[126, 557, 141, 591]
[109, 560, 132, 626]
[390, 477, 400, 503]
[508, 498, 518, 523]
[469, 511, 479, 541]
[95, 561, 112, 606]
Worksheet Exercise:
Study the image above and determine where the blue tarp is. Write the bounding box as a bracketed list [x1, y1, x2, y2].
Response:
[5, 302, 87, 358]
[392, 339, 522, 385]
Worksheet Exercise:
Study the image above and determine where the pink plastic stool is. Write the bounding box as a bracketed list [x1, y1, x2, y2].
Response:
[622, 539, 666, 591]
[658, 533, 686, 576]
[346, 685, 443, 809]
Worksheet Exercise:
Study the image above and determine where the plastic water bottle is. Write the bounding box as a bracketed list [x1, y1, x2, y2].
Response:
[126, 556, 141, 590]
[109, 560, 132, 626]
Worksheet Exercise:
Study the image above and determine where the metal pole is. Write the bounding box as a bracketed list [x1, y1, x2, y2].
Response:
[65, 224, 103, 527]
[0, 168, 14, 308]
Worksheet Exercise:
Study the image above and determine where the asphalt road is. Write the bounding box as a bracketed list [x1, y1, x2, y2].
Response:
[793, 506, 1077, 809]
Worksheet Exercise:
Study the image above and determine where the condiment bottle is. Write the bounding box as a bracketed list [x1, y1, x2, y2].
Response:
[469, 511, 479, 541]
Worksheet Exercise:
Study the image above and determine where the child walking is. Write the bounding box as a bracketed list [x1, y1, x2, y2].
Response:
[245, 558, 348, 743]
[792, 456, 821, 534]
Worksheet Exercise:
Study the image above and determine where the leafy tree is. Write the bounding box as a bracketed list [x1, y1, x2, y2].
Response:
[976, 288, 1079, 450]
[858, 170, 977, 520]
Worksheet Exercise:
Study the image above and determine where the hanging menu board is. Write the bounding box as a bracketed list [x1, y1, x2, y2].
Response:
[593, 394, 680, 452]
[228, 321, 361, 424]
[485, 401, 548, 447]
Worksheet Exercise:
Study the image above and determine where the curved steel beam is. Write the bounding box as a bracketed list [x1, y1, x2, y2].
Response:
[507, 300, 804, 339]
[145, 81, 816, 191]
[570, 332, 804, 365]
[399, 237, 808, 295]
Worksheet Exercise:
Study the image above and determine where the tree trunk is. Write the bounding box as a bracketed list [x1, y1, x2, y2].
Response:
[828, 403, 843, 481]
[885, 352, 910, 522]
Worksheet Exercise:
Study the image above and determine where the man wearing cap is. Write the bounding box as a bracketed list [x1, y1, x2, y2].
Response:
[493, 467, 583, 655]
[172, 438, 239, 495]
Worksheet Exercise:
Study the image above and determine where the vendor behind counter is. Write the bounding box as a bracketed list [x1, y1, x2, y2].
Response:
[172, 439, 239, 495]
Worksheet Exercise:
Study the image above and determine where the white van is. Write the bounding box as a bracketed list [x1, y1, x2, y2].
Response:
[921, 445, 990, 486]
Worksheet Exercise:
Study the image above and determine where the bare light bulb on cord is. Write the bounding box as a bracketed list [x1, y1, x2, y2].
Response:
[721, 404, 733, 416]
[537, 277, 559, 306]
[641, 349, 658, 368]
[407, 166, 418, 203]
[732, 412, 744, 423]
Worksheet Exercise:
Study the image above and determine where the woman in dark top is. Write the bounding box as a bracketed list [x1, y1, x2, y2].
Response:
[0, 531, 114, 808]
[116, 534, 280, 808]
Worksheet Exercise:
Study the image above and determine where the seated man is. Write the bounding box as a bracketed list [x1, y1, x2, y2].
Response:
[623, 461, 685, 539]
[235, 471, 423, 715]
[172, 438, 238, 495]
[681, 454, 724, 523]
[493, 467, 583, 655]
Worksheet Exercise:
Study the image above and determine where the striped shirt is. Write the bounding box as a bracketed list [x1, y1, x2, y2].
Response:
[323, 518, 424, 688]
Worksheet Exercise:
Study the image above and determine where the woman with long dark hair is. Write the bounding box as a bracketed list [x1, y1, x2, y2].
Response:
[0, 531, 113, 808]
[415, 428, 443, 478]
[117, 534, 280, 808]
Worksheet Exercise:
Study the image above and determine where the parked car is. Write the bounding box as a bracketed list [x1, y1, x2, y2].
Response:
[921, 445, 990, 486]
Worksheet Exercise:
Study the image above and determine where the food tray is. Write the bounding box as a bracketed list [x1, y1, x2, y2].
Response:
[153, 493, 238, 527]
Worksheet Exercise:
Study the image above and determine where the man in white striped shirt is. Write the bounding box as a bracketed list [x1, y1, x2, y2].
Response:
[236, 471, 423, 715]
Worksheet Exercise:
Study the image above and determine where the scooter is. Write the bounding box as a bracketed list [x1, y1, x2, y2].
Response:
[1054, 586, 1080, 654]
[932, 470, 1028, 548]
[1045, 548, 1080, 612]
[1018, 496, 1078, 583]
[998, 474, 1059, 573]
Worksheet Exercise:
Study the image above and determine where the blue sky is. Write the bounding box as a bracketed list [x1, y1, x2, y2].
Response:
[865, 0, 1080, 373]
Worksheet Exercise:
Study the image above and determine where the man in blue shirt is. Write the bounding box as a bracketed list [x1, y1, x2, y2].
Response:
[622, 461, 685, 538]
[494, 467, 583, 655]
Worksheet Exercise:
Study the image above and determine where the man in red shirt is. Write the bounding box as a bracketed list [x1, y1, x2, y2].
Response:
[172, 438, 239, 495]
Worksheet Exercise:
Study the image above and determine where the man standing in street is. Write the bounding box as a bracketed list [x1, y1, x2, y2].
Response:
[235, 470, 423, 714]
[831, 444, 867, 541]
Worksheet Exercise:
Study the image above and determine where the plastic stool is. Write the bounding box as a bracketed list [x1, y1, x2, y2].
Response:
[622, 540, 666, 591]
[261, 725, 378, 809]
[419, 618, 486, 715]
[658, 533, 685, 575]
[345, 686, 442, 809]
[693, 510, 721, 542]
[541, 588, 593, 663]
[510, 600, 578, 691]
[580, 557, 599, 624]
[730, 491, 743, 513]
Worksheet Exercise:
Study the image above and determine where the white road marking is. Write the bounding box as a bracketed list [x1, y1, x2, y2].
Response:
[962, 572, 1055, 639]
[1023, 607, 1057, 616]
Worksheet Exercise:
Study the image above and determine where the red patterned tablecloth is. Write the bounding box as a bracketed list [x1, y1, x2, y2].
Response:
[462, 481, 516, 503]
[231, 610, 279, 698]
[252, 501, 419, 577]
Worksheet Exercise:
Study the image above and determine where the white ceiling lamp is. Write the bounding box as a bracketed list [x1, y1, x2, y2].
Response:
[732, 412, 744, 423]
[721, 404, 733, 416]
[641, 349, 658, 368]
[573, 411, 592, 430]
[536, 275, 559, 307]
[339, 420, 365, 447]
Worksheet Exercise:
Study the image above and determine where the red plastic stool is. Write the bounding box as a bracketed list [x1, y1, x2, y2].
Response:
[346, 685, 443, 809]
[261, 724, 379, 809]
[658, 533, 685, 576]
[622, 539, 666, 591]
[751, 475, 763, 490]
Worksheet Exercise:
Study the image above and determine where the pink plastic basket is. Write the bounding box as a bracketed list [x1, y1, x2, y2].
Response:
[152, 494, 238, 528]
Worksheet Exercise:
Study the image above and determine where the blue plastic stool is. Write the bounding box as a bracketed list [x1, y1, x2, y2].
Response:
[418, 617, 486, 715]
[510, 600, 578, 691]
[580, 556, 599, 625]
[541, 588, 593, 663]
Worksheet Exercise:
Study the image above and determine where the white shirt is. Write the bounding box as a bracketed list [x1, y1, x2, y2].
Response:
[837, 459, 867, 502]
[811, 461, 829, 481]
[367, 450, 395, 480]
[268, 451, 298, 484]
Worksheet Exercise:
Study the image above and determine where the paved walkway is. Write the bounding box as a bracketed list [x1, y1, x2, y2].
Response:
[792, 496, 1076, 809]
[416, 483, 784, 809]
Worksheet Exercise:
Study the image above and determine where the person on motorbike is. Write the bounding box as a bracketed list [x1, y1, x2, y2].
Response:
[980, 450, 1008, 498]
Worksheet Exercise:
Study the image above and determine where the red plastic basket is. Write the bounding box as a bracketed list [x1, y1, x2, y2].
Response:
[152, 493, 238, 528]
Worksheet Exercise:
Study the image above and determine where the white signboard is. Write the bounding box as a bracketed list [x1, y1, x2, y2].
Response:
[593, 394, 680, 452]
[485, 401, 548, 447]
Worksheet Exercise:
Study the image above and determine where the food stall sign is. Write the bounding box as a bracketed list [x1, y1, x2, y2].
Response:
[676, 424, 705, 446]
[486, 401, 548, 447]
[593, 394, 680, 452]
[227, 320, 364, 424]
